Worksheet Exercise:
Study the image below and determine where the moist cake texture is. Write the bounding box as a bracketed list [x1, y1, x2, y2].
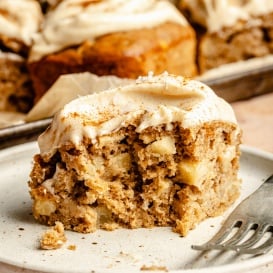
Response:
[29, 72, 241, 236]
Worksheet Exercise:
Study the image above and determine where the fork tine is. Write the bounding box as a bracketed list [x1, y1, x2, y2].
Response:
[192, 174, 273, 254]
[192, 219, 240, 250]
[222, 221, 256, 247]
[227, 223, 271, 250]
[237, 235, 273, 255]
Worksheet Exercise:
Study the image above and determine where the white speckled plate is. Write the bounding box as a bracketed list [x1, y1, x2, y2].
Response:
[0, 142, 273, 273]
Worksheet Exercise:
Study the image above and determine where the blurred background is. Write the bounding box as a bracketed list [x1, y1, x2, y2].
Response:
[0, 0, 272, 152]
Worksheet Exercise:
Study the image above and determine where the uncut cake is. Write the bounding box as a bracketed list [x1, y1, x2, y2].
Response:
[28, 0, 197, 102]
[29, 72, 241, 236]
[179, 0, 273, 73]
[0, 0, 42, 112]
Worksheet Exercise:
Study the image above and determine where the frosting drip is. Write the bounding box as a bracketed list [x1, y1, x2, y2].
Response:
[38, 72, 239, 159]
[29, 0, 187, 61]
[0, 0, 42, 46]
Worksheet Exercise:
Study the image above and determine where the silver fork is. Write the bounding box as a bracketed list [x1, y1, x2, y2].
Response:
[192, 174, 273, 256]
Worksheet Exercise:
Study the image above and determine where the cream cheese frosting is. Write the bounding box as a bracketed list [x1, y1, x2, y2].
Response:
[182, 0, 273, 33]
[38, 72, 239, 159]
[0, 0, 43, 46]
[29, 0, 188, 61]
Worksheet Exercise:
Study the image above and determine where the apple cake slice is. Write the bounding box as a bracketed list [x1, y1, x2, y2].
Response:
[29, 72, 241, 236]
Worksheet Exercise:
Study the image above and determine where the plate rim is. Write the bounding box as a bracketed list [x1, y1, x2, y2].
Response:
[0, 142, 272, 273]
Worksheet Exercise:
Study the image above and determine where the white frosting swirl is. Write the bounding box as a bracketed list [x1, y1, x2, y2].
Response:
[38, 72, 239, 159]
[29, 0, 188, 61]
[0, 0, 42, 46]
[182, 0, 273, 33]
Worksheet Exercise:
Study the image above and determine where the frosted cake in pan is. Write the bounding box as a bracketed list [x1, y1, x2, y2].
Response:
[28, 0, 197, 102]
[179, 0, 273, 73]
[0, 0, 42, 112]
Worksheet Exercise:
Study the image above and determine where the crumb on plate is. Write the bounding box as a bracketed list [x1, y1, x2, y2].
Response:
[140, 265, 168, 272]
[40, 221, 67, 250]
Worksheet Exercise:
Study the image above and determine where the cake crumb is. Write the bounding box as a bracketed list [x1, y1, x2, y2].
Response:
[40, 221, 67, 250]
[67, 244, 76, 251]
[140, 265, 168, 272]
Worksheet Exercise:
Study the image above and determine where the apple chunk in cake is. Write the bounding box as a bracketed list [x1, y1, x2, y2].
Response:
[29, 73, 241, 236]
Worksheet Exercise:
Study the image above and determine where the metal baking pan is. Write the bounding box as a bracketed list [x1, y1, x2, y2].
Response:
[1, 56, 273, 149]
[199, 57, 273, 102]
[0, 118, 51, 149]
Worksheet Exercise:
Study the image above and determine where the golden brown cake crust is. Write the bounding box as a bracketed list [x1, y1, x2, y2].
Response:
[28, 22, 197, 102]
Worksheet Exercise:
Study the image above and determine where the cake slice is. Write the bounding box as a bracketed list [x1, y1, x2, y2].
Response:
[29, 72, 241, 236]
